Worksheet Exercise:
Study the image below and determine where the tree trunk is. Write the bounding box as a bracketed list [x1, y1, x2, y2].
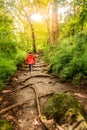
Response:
[20, 0, 37, 53]
[29, 21, 36, 53]
[46, 3, 51, 45]
[72, 0, 75, 35]
[52, 0, 58, 44]
[47, 19, 51, 44]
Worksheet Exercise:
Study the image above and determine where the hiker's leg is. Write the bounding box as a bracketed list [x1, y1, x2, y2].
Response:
[31, 64, 33, 71]
[29, 64, 33, 72]
[29, 64, 31, 72]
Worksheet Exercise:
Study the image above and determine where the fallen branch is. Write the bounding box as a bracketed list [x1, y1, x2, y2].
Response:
[1, 85, 71, 117]
[0, 98, 33, 115]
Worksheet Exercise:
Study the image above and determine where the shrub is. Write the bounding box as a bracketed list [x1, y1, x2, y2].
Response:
[44, 31, 87, 83]
[0, 49, 26, 90]
[44, 92, 87, 124]
[14, 49, 27, 66]
[0, 57, 16, 82]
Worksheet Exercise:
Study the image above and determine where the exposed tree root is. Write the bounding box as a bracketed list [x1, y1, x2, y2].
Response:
[33, 69, 42, 71]
[34, 64, 48, 68]
[16, 84, 33, 90]
[16, 83, 54, 98]
[29, 74, 63, 130]
[52, 80, 58, 85]
[18, 74, 52, 83]
[0, 99, 33, 115]
[0, 90, 54, 116]
[41, 68, 48, 72]
[31, 83, 52, 130]
[39, 92, 54, 98]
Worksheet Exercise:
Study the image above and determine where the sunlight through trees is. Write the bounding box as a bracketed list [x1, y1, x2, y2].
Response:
[0, 0, 87, 88]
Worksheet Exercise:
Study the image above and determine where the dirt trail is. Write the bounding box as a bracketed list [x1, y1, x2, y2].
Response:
[0, 54, 87, 130]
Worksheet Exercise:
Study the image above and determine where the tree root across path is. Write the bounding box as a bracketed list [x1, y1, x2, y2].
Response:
[31, 79, 54, 130]
[17, 74, 52, 84]
[0, 78, 63, 130]
[29, 74, 65, 130]
[0, 91, 54, 116]
[0, 87, 53, 129]
[0, 99, 33, 115]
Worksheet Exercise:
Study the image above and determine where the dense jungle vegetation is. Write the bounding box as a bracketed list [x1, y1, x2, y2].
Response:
[0, 0, 87, 89]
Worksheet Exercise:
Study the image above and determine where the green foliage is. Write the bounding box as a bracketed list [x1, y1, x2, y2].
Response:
[0, 49, 27, 90]
[15, 49, 27, 66]
[0, 0, 87, 89]
[33, 22, 48, 51]
[0, 80, 4, 90]
[0, 41, 17, 58]
[0, 120, 13, 130]
[44, 31, 87, 84]
[0, 56, 16, 81]
[44, 92, 87, 124]
[0, 1, 27, 90]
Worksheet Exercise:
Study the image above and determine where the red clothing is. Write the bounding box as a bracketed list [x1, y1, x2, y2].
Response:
[26, 54, 35, 64]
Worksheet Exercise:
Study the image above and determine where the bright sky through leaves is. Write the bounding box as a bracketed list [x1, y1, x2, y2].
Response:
[30, 0, 33, 3]
[30, 0, 71, 22]
[31, 13, 43, 22]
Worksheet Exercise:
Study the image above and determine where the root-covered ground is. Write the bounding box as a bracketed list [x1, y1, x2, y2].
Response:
[0, 54, 87, 130]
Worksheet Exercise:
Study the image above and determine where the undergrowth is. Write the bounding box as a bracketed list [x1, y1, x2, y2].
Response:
[0, 49, 27, 90]
[44, 92, 87, 124]
[44, 31, 87, 84]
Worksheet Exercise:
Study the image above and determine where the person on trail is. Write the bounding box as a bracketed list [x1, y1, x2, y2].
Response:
[26, 52, 35, 72]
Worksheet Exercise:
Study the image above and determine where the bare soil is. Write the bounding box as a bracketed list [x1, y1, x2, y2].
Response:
[0, 54, 87, 130]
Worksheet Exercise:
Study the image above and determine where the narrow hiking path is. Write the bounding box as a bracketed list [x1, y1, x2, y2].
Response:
[0, 54, 87, 130]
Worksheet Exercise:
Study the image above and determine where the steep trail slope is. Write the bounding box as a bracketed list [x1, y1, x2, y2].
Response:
[0, 54, 87, 130]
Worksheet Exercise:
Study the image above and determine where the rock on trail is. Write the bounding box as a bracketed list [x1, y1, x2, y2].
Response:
[0, 54, 87, 130]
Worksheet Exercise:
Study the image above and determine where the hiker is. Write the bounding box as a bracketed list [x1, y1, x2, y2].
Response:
[26, 52, 35, 72]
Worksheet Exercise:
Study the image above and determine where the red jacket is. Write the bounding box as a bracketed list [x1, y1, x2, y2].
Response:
[26, 54, 35, 64]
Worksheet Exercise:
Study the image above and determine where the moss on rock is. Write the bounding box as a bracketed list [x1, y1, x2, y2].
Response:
[44, 92, 87, 125]
[0, 120, 13, 130]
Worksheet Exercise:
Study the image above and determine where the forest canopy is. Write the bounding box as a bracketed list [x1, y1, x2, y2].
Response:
[0, 0, 87, 89]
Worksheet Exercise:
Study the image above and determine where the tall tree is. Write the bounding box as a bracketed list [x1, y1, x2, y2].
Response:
[19, 0, 37, 53]
[52, 0, 58, 44]
[7, 0, 37, 53]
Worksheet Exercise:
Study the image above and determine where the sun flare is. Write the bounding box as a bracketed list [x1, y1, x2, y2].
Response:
[31, 13, 43, 22]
